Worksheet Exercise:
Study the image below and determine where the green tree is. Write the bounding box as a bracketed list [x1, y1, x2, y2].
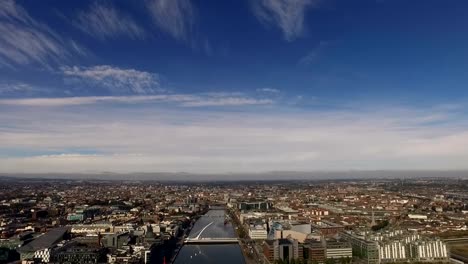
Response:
[371, 220, 389, 231]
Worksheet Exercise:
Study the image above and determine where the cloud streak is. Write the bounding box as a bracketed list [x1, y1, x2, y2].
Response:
[299, 40, 329, 65]
[251, 0, 318, 41]
[73, 2, 145, 40]
[61, 65, 161, 95]
[0, 94, 274, 107]
[146, 0, 195, 41]
[0, 0, 85, 68]
[257, 88, 280, 93]
[0, 82, 37, 95]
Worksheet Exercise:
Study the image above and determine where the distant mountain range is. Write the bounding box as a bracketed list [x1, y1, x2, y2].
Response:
[0, 170, 467, 182]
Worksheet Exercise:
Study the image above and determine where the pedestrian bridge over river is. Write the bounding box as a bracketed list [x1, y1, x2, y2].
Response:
[184, 221, 239, 244]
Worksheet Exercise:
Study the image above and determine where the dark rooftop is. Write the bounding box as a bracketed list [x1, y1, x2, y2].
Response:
[18, 227, 70, 253]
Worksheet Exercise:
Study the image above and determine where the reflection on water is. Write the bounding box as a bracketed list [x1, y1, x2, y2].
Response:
[174, 209, 245, 264]
[174, 244, 246, 264]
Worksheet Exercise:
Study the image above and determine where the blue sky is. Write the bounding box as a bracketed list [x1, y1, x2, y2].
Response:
[1, 0, 468, 173]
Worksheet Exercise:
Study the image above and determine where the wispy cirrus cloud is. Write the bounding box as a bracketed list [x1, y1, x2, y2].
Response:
[0, 94, 274, 107]
[61, 65, 161, 95]
[0, 0, 86, 68]
[0, 82, 56, 97]
[146, 0, 195, 42]
[299, 40, 329, 65]
[251, 0, 318, 41]
[73, 2, 145, 40]
[0, 82, 34, 94]
[257, 88, 280, 93]
[180, 96, 273, 107]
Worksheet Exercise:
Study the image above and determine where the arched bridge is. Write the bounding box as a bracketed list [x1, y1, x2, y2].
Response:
[184, 222, 239, 244]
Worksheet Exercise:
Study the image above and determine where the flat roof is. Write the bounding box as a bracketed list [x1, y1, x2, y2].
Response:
[18, 227, 70, 253]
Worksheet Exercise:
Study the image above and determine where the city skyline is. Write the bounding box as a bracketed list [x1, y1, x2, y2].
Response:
[2, 0, 468, 173]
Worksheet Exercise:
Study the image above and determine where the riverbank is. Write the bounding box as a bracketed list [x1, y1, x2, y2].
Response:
[172, 209, 246, 264]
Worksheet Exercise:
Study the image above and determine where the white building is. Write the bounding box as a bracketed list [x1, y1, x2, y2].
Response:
[325, 240, 352, 260]
[379, 240, 406, 262]
[412, 239, 448, 262]
[407, 214, 428, 220]
[377, 234, 448, 263]
[71, 224, 111, 234]
[249, 225, 268, 240]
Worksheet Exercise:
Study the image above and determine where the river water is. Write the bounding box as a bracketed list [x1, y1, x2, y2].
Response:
[173, 209, 246, 264]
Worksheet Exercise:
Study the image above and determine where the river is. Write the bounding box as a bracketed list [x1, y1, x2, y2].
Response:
[173, 209, 246, 264]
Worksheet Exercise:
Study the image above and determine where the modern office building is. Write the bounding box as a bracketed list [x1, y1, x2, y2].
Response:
[102, 232, 130, 249]
[325, 239, 353, 260]
[71, 224, 111, 235]
[263, 238, 303, 263]
[51, 242, 106, 264]
[342, 230, 449, 263]
[239, 201, 272, 211]
[379, 240, 407, 262]
[341, 231, 380, 264]
[407, 239, 449, 262]
[17, 227, 70, 262]
[303, 240, 326, 264]
[248, 224, 268, 240]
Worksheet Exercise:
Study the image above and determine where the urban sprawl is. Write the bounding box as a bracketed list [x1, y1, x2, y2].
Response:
[0, 177, 467, 263]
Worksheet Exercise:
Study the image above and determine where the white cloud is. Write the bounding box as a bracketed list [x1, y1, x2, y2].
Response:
[0, 0, 85, 68]
[180, 97, 273, 107]
[0, 82, 33, 94]
[0, 82, 58, 97]
[61, 65, 161, 95]
[299, 40, 329, 65]
[74, 2, 145, 40]
[1, 102, 468, 173]
[0, 94, 274, 107]
[257, 88, 280, 93]
[251, 0, 318, 41]
[69, 40, 89, 57]
[146, 0, 195, 41]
